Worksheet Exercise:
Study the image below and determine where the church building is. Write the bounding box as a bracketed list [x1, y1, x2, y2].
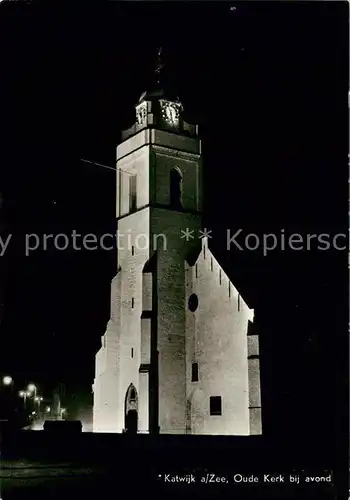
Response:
[92, 58, 262, 435]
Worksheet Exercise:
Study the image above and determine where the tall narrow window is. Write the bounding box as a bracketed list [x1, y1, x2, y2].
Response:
[186, 400, 192, 434]
[131, 297, 134, 309]
[192, 363, 199, 382]
[203, 245, 206, 259]
[195, 264, 198, 278]
[219, 269, 222, 285]
[238, 294, 240, 311]
[129, 174, 137, 213]
[131, 348, 134, 358]
[229, 282, 231, 298]
[170, 168, 182, 210]
[211, 258, 213, 272]
[132, 246, 135, 256]
[118, 170, 122, 216]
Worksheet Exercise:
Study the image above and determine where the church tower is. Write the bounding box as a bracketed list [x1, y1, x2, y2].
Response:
[93, 50, 262, 435]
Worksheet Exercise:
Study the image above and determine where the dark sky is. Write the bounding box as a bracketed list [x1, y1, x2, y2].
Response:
[0, 2, 348, 439]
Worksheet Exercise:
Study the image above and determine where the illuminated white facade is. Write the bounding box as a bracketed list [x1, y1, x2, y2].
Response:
[92, 87, 262, 435]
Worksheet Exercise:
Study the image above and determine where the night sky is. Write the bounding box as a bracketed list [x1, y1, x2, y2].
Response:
[0, 2, 348, 440]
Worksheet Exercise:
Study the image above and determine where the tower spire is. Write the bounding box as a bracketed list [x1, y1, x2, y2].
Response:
[137, 46, 181, 107]
[154, 46, 163, 86]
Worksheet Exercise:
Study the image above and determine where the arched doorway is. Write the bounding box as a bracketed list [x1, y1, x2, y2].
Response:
[124, 384, 138, 434]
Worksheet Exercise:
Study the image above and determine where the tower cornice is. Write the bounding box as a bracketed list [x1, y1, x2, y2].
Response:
[117, 128, 201, 161]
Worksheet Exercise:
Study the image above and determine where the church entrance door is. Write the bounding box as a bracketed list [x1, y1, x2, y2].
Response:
[124, 384, 138, 434]
[125, 409, 137, 434]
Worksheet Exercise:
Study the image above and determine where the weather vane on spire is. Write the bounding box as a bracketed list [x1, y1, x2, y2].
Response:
[154, 46, 163, 85]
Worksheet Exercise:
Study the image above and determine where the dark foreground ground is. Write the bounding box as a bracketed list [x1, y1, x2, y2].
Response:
[0, 431, 344, 499]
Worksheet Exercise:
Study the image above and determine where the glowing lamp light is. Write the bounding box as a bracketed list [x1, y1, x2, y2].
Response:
[19, 391, 26, 397]
[46, 406, 51, 413]
[2, 376, 12, 385]
[27, 384, 36, 393]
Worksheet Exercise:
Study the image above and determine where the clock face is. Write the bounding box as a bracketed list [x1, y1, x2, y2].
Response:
[161, 101, 180, 124]
[166, 105, 177, 121]
[136, 105, 147, 125]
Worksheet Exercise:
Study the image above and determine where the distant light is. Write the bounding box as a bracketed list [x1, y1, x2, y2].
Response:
[26, 391, 31, 396]
[46, 406, 51, 413]
[2, 376, 12, 385]
[31, 411, 36, 415]
[230, 6, 236, 11]
[31, 423, 43, 431]
[19, 391, 26, 397]
[27, 384, 36, 392]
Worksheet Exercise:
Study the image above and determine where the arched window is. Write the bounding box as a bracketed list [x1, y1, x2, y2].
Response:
[170, 167, 182, 210]
[125, 384, 137, 406]
[130, 388, 136, 401]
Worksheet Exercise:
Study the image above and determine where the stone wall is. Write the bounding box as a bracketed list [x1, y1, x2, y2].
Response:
[185, 238, 262, 435]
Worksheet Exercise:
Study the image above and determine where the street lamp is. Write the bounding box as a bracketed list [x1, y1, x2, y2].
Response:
[45, 406, 51, 413]
[34, 396, 43, 418]
[19, 390, 28, 409]
[19, 390, 32, 400]
[27, 384, 37, 398]
[2, 376, 14, 397]
[2, 376, 13, 386]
